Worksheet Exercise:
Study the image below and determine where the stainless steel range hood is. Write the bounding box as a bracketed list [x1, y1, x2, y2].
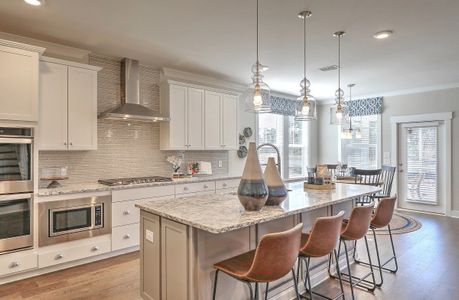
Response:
[98, 58, 170, 122]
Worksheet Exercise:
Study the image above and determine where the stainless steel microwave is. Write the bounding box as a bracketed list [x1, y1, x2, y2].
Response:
[38, 196, 111, 246]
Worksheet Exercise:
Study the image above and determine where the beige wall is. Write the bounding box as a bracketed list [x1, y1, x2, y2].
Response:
[318, 87, 459, 212]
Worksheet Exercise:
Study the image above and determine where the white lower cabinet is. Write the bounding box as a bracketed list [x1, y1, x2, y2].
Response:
[112, 199, 140, 227]
[0, 250, 37, 277]
[175, 181, 216, 195]
[38, 235, 111, 268]
[112, 223, 140, 251]
[215, 179, 240, 190]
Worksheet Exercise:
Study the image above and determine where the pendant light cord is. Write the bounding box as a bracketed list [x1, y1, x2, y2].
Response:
[349, 85, 352, 130]
[338, 35, 341, 105]
[303, 14, 307, 82]
[256, 0, 259, 65]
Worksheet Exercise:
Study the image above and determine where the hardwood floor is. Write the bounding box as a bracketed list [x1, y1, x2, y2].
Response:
[0, 212, 457, 300]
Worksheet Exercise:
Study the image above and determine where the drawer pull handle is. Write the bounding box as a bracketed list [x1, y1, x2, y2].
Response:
[203, 185, 208, 189]
[91, 246, 100, 252]
[55, 254, 64, 260]
[183, 187, 189, 191]
[123, 210, 131, 215]
[9, 261, 20, 268]
[222, 183, 227, 187]
[123, 234, 131, 239]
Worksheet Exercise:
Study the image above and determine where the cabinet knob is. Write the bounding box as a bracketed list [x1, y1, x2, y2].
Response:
[203, 185, 208, 189]
[123, 234, 131, 239]
[64, 141, 67, 146]
[123, 210, 131, 216]
[69, 142, 73, 146]
[55, 254, 64, 260]
[9, 261, 20, 268]
[91, 246, 100, 252]
[222, 183, 227, 187]
[183, 186, 189, 191]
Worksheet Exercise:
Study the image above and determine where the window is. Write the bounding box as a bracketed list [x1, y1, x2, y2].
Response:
[340, 115, 381, 169]
[257, 114, 310, 179]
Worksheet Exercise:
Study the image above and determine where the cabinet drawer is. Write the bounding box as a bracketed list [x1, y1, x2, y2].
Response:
[112, 223, 140, 251]
[0, 250, 37, 277]
[39, 238, 111, 268]
[175, 181, 216, 195]
[112, 185, 175, 202]
[216, 179, 240, 190]
[112, 200, 140, 227]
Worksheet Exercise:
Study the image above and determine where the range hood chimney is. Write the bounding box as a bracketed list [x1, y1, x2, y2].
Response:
[98, 58, 170, 122]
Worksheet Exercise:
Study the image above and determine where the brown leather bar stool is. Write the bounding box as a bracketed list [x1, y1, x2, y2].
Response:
[212, 223, 303, 300]
[353, 196, 398, 287]
[329, 203, 376, 300]
[298, 211, 346, 300]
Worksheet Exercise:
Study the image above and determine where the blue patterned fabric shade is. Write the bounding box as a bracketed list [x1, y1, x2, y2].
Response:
[270, 95, 302, 116]
[343, 97, 383, 117]
[269, 95, 383, 117]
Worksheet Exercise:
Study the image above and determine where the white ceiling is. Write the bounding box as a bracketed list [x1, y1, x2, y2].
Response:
[1, 0, 459, 100]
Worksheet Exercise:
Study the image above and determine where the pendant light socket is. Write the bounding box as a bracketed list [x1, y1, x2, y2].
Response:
[297, 11, 312, 19]
[333, 31, 346, 37]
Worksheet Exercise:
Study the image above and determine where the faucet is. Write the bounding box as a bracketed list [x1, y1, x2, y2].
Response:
[257, 143, 282, 174]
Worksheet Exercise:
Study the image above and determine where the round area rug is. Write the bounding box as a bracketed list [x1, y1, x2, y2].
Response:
[373, 212, 422, 235]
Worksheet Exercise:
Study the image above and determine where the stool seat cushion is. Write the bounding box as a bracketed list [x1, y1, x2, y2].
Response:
[214, 250, 256, 280]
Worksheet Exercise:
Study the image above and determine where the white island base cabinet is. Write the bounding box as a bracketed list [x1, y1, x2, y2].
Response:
[140, 202, 353, 300]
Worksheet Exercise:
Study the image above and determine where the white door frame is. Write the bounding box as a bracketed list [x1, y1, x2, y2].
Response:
[391, 112, 452, 216]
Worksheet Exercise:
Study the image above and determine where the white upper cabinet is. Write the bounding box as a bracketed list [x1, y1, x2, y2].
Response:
[39, 61, 68, 150]
[160, 80, 238, 151]
[0, 41, 44, 122]
[204, 91, 222, 150]
[39, 57, 101, 151]
[221, 94, 238, 150]
[186, 88, 204, 150]
[160, 84, 187, 150]
[67, 66, 98, 150]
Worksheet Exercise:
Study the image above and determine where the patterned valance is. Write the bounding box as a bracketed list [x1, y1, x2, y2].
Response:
[270, 95, 301, 116]
[343, 97, 383, 117]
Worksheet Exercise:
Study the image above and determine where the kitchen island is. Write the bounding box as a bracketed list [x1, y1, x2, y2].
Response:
[137, 181, 380, 300]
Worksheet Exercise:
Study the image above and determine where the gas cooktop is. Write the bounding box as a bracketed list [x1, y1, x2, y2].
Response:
[98, 176, 173, 186]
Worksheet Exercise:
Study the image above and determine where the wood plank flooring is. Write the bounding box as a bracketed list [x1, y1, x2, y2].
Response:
[0, 211, 457, 299]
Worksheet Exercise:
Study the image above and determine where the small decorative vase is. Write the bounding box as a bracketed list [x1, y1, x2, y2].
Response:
[238, 142, 268, 211]
[264, 157, 288, 205]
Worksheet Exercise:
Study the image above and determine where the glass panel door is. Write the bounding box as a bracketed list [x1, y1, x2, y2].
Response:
[0, 197, 31, 239]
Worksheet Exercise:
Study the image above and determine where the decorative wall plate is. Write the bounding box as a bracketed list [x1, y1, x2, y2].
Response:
[243, 127, 253, 138]
[237, 146, 248, 158]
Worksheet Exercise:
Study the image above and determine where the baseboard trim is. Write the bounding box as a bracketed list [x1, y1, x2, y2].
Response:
[451, 210, 459, 218]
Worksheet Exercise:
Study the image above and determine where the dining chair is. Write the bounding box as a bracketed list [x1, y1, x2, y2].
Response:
[353, 168, 382, 204]
[326, 164, 338, 178]
[373, 166, 396, 201]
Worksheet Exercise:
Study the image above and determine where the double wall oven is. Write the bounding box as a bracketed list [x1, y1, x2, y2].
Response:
[0, 127, 34, 254]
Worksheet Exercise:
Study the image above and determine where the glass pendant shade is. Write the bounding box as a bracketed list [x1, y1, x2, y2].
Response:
[245, 63, 271, 113]
[341, 128, 352, 139]
[355, 128, 362, 139]
[295, 78, 317, 121]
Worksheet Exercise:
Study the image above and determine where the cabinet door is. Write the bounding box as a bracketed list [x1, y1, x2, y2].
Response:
[39, 62, 68, 150]
[0, 46, 39, 121]
[169, 84, 187, 150]
[67, 66, 98, 150]
[204, 91, 222, 150]
[221, 94, 238, 150]
[187, 88, 204, 150]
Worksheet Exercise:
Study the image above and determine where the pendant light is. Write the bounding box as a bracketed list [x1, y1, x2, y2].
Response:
[330, 31, 346, 125]
[295, 11, 317, 121]
[341, 84, 362, 139]
[245, 0, 271, 113]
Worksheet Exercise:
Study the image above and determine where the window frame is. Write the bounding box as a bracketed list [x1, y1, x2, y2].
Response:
[337, 114, 382, 169]
[256, 114, 311, 180]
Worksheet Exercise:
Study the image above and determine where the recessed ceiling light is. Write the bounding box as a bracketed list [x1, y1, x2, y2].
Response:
[373, 30, 393, 39]
[24, 0, 44, 6]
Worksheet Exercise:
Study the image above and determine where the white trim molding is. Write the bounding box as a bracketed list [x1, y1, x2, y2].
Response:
[390, 112, 453, 216]
[0, 38, 45, 55]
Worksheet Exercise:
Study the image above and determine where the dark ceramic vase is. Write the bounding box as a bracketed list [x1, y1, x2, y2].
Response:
[264, 157, 288, 205]
[238, 142, 268, 211]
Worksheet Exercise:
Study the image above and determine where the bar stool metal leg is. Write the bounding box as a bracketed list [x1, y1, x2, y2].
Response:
[291, 268, 301, 300]
[212, 269, 219, 300]
[264, 282, 269, 300]
[342, 240, 355, 300]
[255, 282, 259, 299]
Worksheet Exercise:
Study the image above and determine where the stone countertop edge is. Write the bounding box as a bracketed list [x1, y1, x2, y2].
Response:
[36, 175, 241, 197]
[136, 187, 380, 234]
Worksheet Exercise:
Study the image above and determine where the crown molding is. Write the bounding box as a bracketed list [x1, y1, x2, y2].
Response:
[161, 67, 246, 92]
[0, 38, 45, 55]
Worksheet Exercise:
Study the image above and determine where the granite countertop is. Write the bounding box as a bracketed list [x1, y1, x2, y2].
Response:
[37, 175, 241, 197]
[136, 182, 381, 234]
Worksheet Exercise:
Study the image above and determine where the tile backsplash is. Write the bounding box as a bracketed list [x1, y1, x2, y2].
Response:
[39, 54, 228, 185]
